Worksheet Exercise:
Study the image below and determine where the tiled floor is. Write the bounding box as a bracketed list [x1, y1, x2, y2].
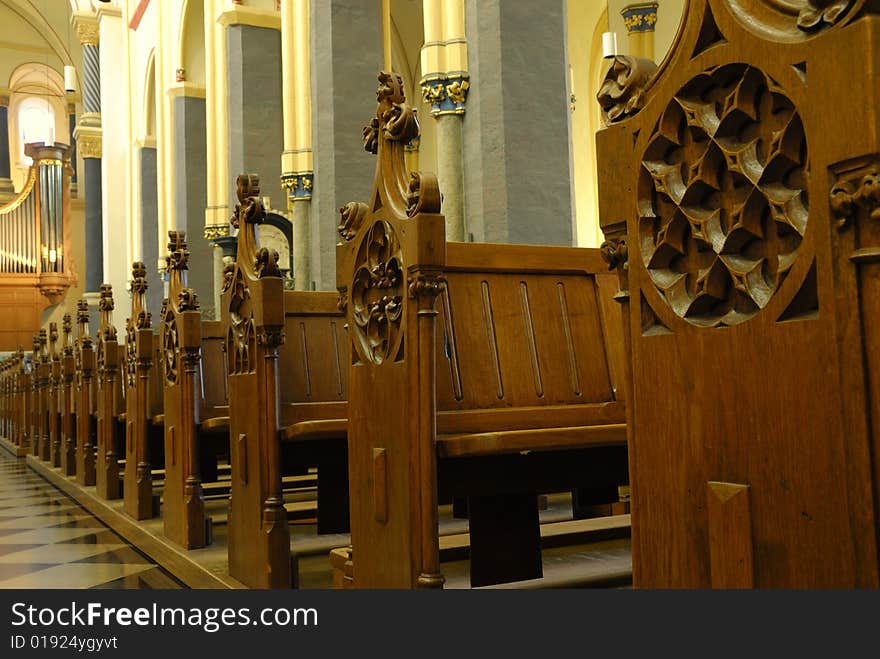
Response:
[0, 451, 182, 589]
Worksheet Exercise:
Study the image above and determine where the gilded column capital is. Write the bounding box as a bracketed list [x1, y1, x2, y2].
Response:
[622, 3, 659, 33]
[73, 125, 102, 159]
[73, 15, 100, 46]
[420, 74, 470, 117]
[282, 171, 313, 202]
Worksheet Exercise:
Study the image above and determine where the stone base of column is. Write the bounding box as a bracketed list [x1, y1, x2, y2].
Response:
[292, 200, 312, 291]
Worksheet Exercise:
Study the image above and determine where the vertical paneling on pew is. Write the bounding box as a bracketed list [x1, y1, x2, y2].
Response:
[60, 315, 77, 476]
[95, 284, 123, 499]
[74, 299, 96, 486]
[35, 330, 51, 461]
[161, 231, 230, 549]
[596, 0, 880, 587]
[14, 349, 26, 451]
[336, 72, 628, 588]
[221, 174, 350, 589]
[48, 323, 62, 467]
[124, 262, 161, 520]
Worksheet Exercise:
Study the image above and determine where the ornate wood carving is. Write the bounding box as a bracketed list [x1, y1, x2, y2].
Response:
[95, 284, 121, 500]
[73, 298, 95, 486]
[597, 55, 658, 124]
[222, 172, 290, 588]
[336, 71, 446, 589]
[161, 230, 208, 550]
[48, 322, 61, 467]
[124, 261, 157, 520]
[596, 0, 880, 588]
[639, 63, 808, 327]
[60, 313, 76, 475]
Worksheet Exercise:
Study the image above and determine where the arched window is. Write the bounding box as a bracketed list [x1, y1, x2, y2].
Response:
[17, 97, 55, 166]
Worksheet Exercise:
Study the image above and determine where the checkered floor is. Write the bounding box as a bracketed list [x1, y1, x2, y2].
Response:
[0, 451, 182, 589]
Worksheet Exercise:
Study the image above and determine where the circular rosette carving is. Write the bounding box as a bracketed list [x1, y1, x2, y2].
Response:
[638, 64, 808, 327]
[725, 1, 855, 40]
[350, 221, 405, 364]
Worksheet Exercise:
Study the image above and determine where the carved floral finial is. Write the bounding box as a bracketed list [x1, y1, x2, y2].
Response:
[76, 298, 89, 326]
[232, 174, 264, 229]
[831, 169, 880, 229]
[600, 238, 628, 272]
[597, 55, 658, 123]
[338, 202, 369, 241]
[166, 231, 190, 272]
[99, 284, 114, 312]
[406, 172, 441, 218]
[131, 261, 148, 294]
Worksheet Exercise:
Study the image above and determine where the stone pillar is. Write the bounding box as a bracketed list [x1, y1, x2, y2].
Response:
[463, 0, 574, 246]
[310, 0, 382, 289]
[0, 95, 13, 199]
[281, 0, 313, 291]
[621, 3, 658, 60]
[67, 104, 77, 199]
[172, 92, 212, 317]
[420, 0, 468, 242]
[139, 147, 162, 321]
[72, 13, 103, 293]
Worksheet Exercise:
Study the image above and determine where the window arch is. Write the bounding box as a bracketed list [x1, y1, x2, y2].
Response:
[17, 97, 55, 166]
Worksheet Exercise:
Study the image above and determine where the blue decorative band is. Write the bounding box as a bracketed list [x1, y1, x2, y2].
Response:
[420, 74, 470, 116]
[622, 3, 658, 33]
[282, 171, 313, 201]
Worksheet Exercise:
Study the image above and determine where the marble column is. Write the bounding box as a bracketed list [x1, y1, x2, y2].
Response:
[72, 14, 103, 293]
[139, 147, 163, 321]
[463, 0, 574, 246]
[310, 0, 382, 290]
[0, 96, 13, 199]
[173, 94, 212, 317]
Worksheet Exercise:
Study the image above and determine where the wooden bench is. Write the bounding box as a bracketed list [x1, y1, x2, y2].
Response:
[123, 261, 164, 520]
[336, 72, 628, 588]
[595, 0, 880, 588]
[73, 298, 97, 486]
[32, 331, 50, 461]
[94, 284, 125, 500]
[221, 174, 349, 589]
[59, 314, 77, 476]
[47, 322, 62, 468]
[160, 230, 230, 550]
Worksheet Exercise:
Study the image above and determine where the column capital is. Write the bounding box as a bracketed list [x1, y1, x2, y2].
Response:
[73, 125, 102, 159]
[420, 73, 470, 117]
[622, 3, 659, 33]
[281, 171, 313, 202]
[72, 13, 100, 46]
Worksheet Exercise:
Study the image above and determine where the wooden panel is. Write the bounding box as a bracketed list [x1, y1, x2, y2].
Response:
[437, 270, 614, 410]
[706, 482, 754, 589]
[279, 314, 347, 404]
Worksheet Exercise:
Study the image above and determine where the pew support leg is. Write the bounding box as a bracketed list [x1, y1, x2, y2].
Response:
[316, 440, 350, 535]
[467, 491, 542, 587]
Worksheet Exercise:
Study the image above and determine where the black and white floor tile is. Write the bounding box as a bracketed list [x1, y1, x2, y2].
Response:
[0, 452, 182, 589]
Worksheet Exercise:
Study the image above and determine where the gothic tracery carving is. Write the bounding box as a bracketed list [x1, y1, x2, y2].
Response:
[639, 63, 808, 327]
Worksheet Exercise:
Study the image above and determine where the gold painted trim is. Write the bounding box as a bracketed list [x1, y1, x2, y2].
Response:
[0, 167, 36, 214]
[217, 7, 281, 30]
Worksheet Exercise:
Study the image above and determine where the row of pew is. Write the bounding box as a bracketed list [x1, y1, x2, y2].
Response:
[0, 72, 630, 588]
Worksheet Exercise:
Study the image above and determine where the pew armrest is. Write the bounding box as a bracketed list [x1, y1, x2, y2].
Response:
[280, 418, 347, 443]
[437, 423, 627, 458]
[200, 416, 229, 434]
[150, 414, 164, 426]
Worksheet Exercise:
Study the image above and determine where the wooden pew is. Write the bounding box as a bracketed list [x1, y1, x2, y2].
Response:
[595, 0, 880, 588]
[59, 314, 77, 476]
[161, 230, 229, 549]
[48, 322, 62, 468]
[31, 332, 50, 460]
[74, 298, 96, 486]
[222, 174, 348, 589]
[336, 72, 628, 588]
[124, 262, 163, 520]
[95, 284, 124, 499]
[13, 349, 26, 451]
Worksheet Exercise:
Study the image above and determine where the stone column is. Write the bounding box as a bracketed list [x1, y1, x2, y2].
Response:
[463, 0, 574, 246]
[0, 94, 13, 200]
[310, 0, 382, 290]
[67, 104, 77, 199]
[281, 0, 313, 291]
[172, 90, 212, 317]
[72, 13, 103, 294]
[621, 3, 658, 60]
[420, 0, 468, 242]
[139, 146, 163, 321]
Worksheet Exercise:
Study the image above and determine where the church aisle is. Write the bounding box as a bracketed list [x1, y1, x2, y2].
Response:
[0, 453, 182, 589]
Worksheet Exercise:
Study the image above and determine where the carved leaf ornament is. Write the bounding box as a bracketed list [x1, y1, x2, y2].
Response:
[639, 64, 808, 327]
